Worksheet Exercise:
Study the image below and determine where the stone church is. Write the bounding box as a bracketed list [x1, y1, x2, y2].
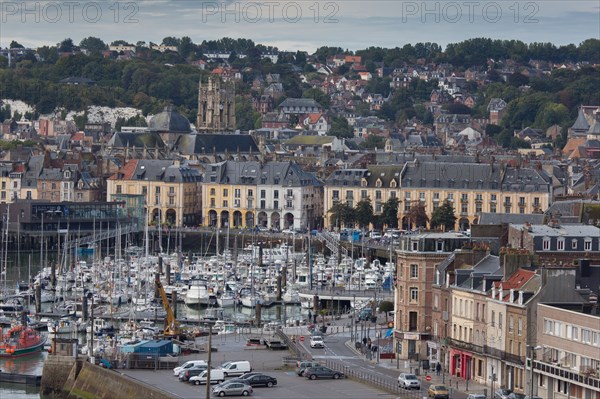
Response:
[106, 75, 262, 162]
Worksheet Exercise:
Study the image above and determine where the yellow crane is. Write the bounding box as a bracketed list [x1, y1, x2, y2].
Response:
[155, 274, 181, 337]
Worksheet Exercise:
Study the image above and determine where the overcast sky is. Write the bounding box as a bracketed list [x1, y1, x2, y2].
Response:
[2, 0, 598, 51]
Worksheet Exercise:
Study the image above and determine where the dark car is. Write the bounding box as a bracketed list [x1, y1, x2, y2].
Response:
[230, 373, 277, 388]
[179, 365, 209, 382]
[304, 366, 345, 380]
[495, 389, 513, 399]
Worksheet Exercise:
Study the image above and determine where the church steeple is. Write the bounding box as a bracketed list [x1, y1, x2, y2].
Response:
[197, 75, 236, 133]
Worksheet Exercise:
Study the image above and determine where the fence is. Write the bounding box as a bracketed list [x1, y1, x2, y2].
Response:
[322, 358, 426, 398]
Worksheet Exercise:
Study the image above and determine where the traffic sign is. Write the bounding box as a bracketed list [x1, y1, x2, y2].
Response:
[300, 336, 304, 342]
[426, 375, 431, 382]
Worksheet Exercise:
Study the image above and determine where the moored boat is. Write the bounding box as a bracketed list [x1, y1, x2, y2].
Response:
[0, 325, 46, 357]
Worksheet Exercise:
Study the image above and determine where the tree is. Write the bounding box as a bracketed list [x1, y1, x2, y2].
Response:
[378, 300, 394, 323]
[329, 116, 353, 138]
[533, 102, 570, 130]
[79, 37, 106, 54]
[9, 40, 24, 49]
[359, 134, 385, 150]
[58, 38, 75, 53]
[407, 202, 429, 229]
[328, 202, 355, 228]
[302, 88, 329, 109]
[235, 97, 261, 131]
[508, 72, 529, 87]
[380, 197, 400, 228]
[430, 201, 456, 231]
[178, 36, 195, 59]
[354, 198, 374, 229]
[485, 124, 503, 137]
[161, 37, 180, 46]
[444, 103, 472, 115]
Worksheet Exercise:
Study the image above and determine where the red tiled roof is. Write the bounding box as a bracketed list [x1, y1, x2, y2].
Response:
[493, 268, 536, 301]
[108, 159, 138, 180]
[306, 113, 322, 124]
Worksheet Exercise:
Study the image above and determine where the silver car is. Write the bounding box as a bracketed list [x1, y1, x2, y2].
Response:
[398, 373, 420, 389]
[212, 381, 253, 397]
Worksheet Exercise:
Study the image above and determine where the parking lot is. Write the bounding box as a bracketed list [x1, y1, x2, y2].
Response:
[120, 333, 398, 399]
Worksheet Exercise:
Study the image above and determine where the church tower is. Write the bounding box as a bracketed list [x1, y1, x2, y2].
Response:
[197, 76, 236, 132]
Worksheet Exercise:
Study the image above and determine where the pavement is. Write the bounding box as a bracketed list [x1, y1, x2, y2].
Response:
[283, 314, 493, 399]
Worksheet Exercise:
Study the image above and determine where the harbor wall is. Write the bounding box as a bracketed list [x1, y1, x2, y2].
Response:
[41, 357, 178, 399]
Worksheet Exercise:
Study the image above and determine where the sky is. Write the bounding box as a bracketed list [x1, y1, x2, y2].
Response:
[1, 0, 598, 51]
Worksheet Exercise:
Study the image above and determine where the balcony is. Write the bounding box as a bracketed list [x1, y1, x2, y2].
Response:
[484, 345, 525, 365]
[447, 338, 484, 354]
[534, 360, 600, 391]
[168, 192, 176, 197]
[285, 194, 294, 200]
[461, 198, 469, 203]
[283, 204, 294, 210]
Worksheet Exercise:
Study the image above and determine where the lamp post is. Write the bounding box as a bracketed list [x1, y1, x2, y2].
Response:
[528, 345, 542, 399]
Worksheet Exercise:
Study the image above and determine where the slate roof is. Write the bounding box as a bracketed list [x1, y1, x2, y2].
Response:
[571, 107, 591, 132]
[285, 136, 334, 146]
[401, 161, 503, 190]
[501, 167, 551, 193]
[278, 98, 323, 109]
[512, 223, 600, 237]
[324, 165, 403, 188]
[205, 161, 321, 187]
[108, 132, 165, 148]
[479, 213, 544, 225]
[109, 159, 201, 183]
[147, 106, 191, 133]
[174, 134, 259, 154]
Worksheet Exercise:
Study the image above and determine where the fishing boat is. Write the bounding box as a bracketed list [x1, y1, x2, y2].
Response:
[0, 325, 46, 357]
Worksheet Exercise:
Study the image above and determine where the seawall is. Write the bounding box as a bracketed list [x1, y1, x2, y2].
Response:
[41, 356, 178, 399]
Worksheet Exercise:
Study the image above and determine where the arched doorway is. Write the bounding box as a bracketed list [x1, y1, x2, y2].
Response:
[459, 217, 470, 232]
[401, 216, 410, 231]
[232, 211, 242, 228]
[257, 212, 268, 227]
[151, 208, 160, 225]
[220, 211, 230, 228]
[270, 212, 280, 230]
[208, 210, 217, 227]
[284, 213, 294, 229]
[165, 209, 176, 226]
[245, 212, 254, 228]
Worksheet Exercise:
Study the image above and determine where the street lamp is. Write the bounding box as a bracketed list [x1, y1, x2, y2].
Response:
[527, 345, 542, 399]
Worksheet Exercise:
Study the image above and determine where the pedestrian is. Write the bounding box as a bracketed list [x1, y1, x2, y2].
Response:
[436, 362, 441, 376]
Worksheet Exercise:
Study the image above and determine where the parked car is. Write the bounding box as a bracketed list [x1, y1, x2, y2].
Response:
[508, 394, 526, 399]
[220, 361, 252, 377]
[369, 230, 382, 240]
[229, 373, 277, 388]
[173, 360, 207, 376]
[212, 381, 253, 397]
[495, 388, 513, 399]
[310, 335, 325, 348]
[304, 366, 344, 380]
[428, 385, 449, 399]
[189, 369, 225, 385]
[467, 395, 487, 399]
[296, 361, 320, 376]
[179, 365, 209, 382]
[398, 373, 420, 389]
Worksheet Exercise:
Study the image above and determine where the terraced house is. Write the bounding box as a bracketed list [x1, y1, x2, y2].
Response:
[202, 161, 323, 230]
[323, 161, 553, 230]
[106, 159, 202, 227]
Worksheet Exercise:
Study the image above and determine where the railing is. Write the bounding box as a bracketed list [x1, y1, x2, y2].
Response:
[534, 360, 600, 390]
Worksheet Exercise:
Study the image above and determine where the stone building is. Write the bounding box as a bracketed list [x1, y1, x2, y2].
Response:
[197, 76, 236, 132]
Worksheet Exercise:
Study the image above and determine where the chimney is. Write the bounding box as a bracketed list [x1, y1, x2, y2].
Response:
[518, 290, 524, 305]
[492, 285, 496, 299]
[509, 288, 515, 303]
[498, 284, 503, 300]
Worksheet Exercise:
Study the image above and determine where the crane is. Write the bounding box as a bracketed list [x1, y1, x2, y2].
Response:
[155, 274, 181, 337]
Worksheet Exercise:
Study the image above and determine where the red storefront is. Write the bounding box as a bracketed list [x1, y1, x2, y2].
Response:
[449, 348, 472, 380]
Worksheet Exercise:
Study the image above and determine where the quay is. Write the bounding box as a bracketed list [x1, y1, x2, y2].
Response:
[0, 371, 42, 386]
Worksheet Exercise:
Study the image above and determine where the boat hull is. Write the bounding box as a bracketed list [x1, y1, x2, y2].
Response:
[0, 336, 46, 358]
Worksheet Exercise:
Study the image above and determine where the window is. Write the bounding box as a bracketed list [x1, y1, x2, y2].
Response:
[436, 241, 444, 252]
[491, 311, 495, 327]
[375, 190, 382, 200]
[584, 238, 592, 251]
[260, 190, 266, 199]
[248, 189, 253, 197]
[346, 190, 354, 199]
[274, 190, 279, 199]
[274, 200, 279, 209]
[287, 200, 292, 208]
[518, 318, 523, 336]
[572, 326, 578, 341]
[390, 191, 396, 198]
[411, 241, 418, 251]
[223, 200, 228, 207]
[223, 188, 228, 197]
[461, 203, 468, 214]
[410, 264, 418, 279]
[409, 287, 418, 302]
[499, 313, 503, 329]
[490, 205, 496, 213]
[434, 295, 439, 310]
[210, 199, 215, 207]
[447, 193, 454, 201]
[571, 239, 577, 250]
[234, 189, 241, 198]
[361, 190, 367, 199]
[476, 194, 482, 201]
[582, 329, 591, 344]
[433, 193, 440, 200]
[210, 188, 216, 195]
[419, 192, 425, 200]
[491, 194, 497, 201]
[557, 238, 565, 251]
[509, 316, 514, 333]
[543, 238, 550, 250]
[116, 185, 122, 194]
[405, 192, 411, 200]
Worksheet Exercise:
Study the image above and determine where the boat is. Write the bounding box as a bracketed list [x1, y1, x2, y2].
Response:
[0, 325, 46, 357]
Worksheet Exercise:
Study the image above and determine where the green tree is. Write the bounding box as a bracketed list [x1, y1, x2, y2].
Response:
[79, 37, 106, 54]
[430, 201, 456, 231]
[407, 201, 429, 229]
[58, 38, 75, 52]
[9, 41, 24, 49]
[485, 124, 503, 137]
[359, 134, 385, 149]
[380, 197, 400, 228]
[178, 36, 195, 59]
[355, 198, 374, 229]
[534, 102, 570, 130]
[508, 72, 529, 87]
[235, 96, 261, 131]
[328, 202, 355, 228]
[329, 116, 353, 138]
[302, 88, 329, 109]
[161, 37, 180, 46]
[378, 300, 394, 323]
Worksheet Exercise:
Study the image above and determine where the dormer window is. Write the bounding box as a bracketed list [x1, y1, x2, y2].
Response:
[361, 179, 367, 187]
[375, 179, 382, 188]
[390, 180, 397, 188]
[571, 239, 577, 250]
[557, 238, 565, 251]
[542, 237, 550, 251]
[64, 171, 71, 179]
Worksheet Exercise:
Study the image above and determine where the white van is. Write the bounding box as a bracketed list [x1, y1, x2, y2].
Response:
[189, 368, 225, 385]
[173, 360, 207, 376]
[220, 360, 252, 377]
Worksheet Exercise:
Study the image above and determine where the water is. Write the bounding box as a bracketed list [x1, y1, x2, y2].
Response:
[0, 352, 46, 398]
